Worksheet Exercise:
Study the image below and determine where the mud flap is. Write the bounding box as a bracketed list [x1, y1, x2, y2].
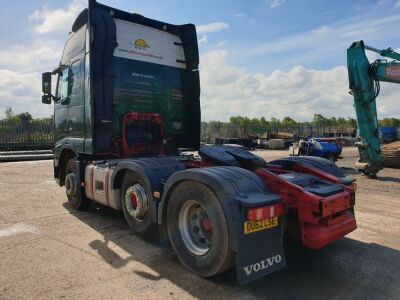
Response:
[75, 159, 89, 203]
[236, 215, 286, 284]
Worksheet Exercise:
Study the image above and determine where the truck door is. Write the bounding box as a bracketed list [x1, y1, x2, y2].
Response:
[67, 57, 85, 152]
[54, 67, 70, 143]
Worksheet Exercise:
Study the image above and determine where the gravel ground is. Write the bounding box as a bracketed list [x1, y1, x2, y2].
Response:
[0, 147, 399, 299]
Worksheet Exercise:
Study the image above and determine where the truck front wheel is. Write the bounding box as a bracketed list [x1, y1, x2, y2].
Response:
[167, 181, 234, 277]
[65, 158, 89, 209]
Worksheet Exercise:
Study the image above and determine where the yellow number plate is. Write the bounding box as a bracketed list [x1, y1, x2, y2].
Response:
[244, 217, 278, 234]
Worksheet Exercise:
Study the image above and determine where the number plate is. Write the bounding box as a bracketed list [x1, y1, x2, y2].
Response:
[244, 217, 278, 234]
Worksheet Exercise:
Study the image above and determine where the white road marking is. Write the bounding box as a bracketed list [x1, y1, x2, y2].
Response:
[0, 223, 39, 238]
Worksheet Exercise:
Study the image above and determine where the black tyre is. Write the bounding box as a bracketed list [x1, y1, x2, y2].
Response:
[167, 180, 234, 277]
[65, 158, 90, 209]
[121, 172, 157, 235]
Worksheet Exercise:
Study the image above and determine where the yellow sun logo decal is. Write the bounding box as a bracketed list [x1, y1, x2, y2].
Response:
[133, 39, 150, 50]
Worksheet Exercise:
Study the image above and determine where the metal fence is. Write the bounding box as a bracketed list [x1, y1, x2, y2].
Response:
[201, 123, 357, 144]
[1, 118, 397, 151]
[0, 120, 54, 151]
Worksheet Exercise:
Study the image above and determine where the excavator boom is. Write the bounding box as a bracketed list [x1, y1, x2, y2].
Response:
[347, 41, 400, 177]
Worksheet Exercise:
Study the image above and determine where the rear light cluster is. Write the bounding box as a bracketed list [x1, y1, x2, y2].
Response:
[247, 203, 285, 221]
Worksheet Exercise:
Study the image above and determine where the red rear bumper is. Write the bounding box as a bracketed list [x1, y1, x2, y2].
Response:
[301, 210, 357, 249]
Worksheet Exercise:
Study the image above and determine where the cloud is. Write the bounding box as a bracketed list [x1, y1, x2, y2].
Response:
[395, 1, 400, 8]
[233, 13, 247, 18]
[216, 41, 227, 47]
[0, 40, 61, 118]
[196, 22, 229, 34]
[311, 25, 331, 35]
[0, 42, 62, 73]
[245, 13, 400, 71]
[0, 70, 52, 118]
[198, 35, 208, 45]
[29, 0, 86, 34]
[365, 48, 380, 62]
[199, 50, 400, 121]
[339, 28, 378, 38]
[254, 14, 400, 57]
[0, 7, 65, 118]
[267, 0, 286, 8]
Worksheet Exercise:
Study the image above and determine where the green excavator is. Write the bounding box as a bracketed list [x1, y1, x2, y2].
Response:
[347, 41, 400, 178]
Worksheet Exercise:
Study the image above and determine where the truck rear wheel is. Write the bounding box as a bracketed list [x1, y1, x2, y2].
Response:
[121, 172, 156, 235]
[167, 181, 234, 277]
[65, 158, 89, 210]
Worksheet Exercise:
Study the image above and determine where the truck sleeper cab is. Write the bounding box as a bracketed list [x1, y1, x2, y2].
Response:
[41, 0, 357, 284]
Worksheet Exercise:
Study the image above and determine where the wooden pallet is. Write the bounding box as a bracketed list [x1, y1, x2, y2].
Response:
[381, 141, 400, 168]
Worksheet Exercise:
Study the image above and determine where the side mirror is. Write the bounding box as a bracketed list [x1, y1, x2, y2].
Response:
[42, 72, 52, 94]
[42, 94, 52, 104]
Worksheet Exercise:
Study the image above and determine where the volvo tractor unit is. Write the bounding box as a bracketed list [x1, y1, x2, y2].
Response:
[42, 0, 357, 284]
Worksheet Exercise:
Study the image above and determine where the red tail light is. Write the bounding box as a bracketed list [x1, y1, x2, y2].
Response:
[246, 203, 285, 221]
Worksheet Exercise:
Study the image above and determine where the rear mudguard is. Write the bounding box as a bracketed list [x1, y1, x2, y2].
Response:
[160, 166, 286, 283]
[269, 156, 355, 186]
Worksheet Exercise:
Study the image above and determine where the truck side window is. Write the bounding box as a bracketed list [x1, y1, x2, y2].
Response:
[57, 68, 70, 101]
[69, 59, 84, 106]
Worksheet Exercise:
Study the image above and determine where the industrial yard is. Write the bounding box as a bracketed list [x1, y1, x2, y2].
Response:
[0, 147, 399, 300]
[1, 1, 400, 299]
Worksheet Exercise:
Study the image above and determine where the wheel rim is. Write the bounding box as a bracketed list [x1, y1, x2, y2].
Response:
[124, 183, 149, 222]
[65, 161, 78, 201]
[65, 173, 77, 196]
[179, 200, 213, 256]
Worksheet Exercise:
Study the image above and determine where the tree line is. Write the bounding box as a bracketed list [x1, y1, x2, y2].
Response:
[206, 114, 400, 128]
[227, 114, 358, 128]
[1, 108, 52, 127]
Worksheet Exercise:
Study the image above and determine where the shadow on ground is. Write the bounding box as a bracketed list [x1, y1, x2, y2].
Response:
[340, 167, 359, 175]
[377, 176, 400, 183]
[340, 166, 400, 183]
[63, 202, 400, 300]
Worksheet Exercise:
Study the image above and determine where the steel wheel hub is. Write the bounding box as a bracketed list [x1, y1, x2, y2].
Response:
[65, 173, 77, 196]
[179, 200, 213, 256]
[125, 183, 148, 221]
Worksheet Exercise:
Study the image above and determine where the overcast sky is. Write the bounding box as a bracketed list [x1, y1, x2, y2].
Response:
[0, 0, 400, 121]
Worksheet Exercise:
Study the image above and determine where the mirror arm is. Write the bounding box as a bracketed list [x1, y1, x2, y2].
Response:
[43, 92, 59, 102]
[52, 64, 67, 75]
[51, 94, 60, 101]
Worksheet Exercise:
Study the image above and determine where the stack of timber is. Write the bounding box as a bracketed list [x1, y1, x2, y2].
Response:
[381, 141, 400, 168]
[269, 132, 295, 139]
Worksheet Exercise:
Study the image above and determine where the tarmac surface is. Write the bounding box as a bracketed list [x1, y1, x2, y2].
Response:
[0, 147, 399, 299]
